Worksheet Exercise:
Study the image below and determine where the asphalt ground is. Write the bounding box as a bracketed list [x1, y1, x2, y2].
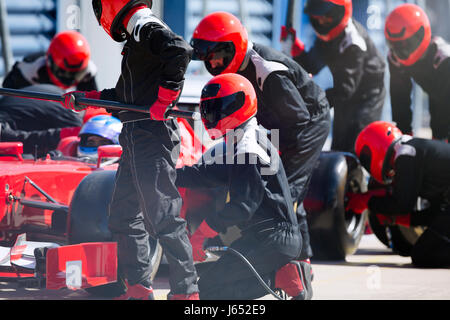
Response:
[0, 234, 448, 301]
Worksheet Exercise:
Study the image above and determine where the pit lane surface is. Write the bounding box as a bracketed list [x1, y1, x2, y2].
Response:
[0, 234, 449, 300]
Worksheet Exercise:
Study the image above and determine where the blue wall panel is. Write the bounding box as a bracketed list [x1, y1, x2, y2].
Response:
[0, 0, 56, 76]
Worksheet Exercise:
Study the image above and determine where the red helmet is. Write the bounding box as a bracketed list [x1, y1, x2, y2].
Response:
[385, 4, 431, 66]
[191, 12, 249, 76]
[92, 0, 152, 42]
[355, 121, 403, 184]
[46, 31, 91, 89]
[304, 0, 352, 42]
[200, 73, 257, 140]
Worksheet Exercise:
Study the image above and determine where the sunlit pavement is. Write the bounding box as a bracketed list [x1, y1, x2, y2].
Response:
[0, 234, 449, 300]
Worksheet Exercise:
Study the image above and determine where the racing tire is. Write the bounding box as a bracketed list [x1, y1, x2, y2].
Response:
[68, 170, 163, 297]
[305, 152, 368, 261]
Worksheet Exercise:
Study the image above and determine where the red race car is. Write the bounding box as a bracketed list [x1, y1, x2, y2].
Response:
[0, 111, 204, 292]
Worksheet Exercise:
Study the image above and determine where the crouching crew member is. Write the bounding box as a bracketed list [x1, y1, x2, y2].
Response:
[176, 73, 313, 300]
[347, 121, 450, 268]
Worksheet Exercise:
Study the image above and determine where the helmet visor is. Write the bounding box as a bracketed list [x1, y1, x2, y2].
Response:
[190, 38, 236, 75]
[48, 55, 87, 87]
[80, 134, 114, 148]
[387, 26, 425, 61]
[200, 90, 245, 129]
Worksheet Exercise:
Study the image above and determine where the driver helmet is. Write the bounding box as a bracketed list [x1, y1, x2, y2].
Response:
[77, 115, 122, 159]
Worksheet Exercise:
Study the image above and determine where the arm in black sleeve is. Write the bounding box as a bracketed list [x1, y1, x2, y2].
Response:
[294, 40, 326, 75]
[368, 156, 421, 215]
[2, 63, 33, 89]
[176, 160, 228, 189]
[388, 59, 413, 134]
[141, 23, 192, 91]
[325, 46, 365, 108]
[205, 159, 266, 234]
[0, 122, 62, 157]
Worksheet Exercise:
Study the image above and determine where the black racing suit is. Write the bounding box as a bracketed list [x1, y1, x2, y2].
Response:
[388, 37, 450, 141]
[368, 137, 450, 267]
[238, 42, 331, 260]
[2, 52, 98, 91]
[294, 19, 386, 152]
[0, 84, 82, 157]
[176, 119, 302, 300]
[99, 15, 198, 295]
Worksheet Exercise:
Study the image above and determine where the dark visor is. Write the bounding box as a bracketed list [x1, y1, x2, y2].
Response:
[387, 26, 425, 60]
[190, 38, 235, 61]
[308, 5, 345, 36]
[200, 91, 245, 129]
[48, 55, 86, 87]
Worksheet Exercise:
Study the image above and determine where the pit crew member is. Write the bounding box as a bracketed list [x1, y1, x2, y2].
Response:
[347, 121, 450, 267]
[176, 73, 312, 300]
[3, 30, 98, 91]
[281, 0, 386, 152]
[60, 0, 199, 300]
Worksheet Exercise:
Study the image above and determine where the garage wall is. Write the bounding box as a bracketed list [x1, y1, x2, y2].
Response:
[0, 0, 56, 77]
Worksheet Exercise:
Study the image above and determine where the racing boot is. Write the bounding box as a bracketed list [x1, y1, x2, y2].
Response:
[275, 259, 313, 300]
[114, 280, 155, 300]
[167, 292, 200, 300]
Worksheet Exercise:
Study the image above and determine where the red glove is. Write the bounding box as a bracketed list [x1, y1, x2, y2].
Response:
[346, 189, 388, 214]
[280, 26, 305, 58]
[149, 86, 181, 121]
[61, 90, 102, 111]
[189, 221, 219, 263]
[59, 126, 81, 139]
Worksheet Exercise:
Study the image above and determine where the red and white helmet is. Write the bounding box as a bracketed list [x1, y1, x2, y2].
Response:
[92, 0, 152, 42]
[190, 11, 249, 76]
[46, 31, 91, 89]
[385, 4, 431, 66]
[200, 73, 257, 140]
[355, 121, 403, 184]
[304, 0, 352, 42]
